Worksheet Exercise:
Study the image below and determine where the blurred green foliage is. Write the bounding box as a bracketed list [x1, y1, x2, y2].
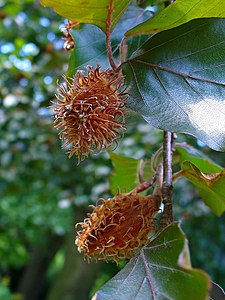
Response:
[0, 1, 115, 298]
[0, 276, 22, 300]
[1, 0, 71, 271]
[0, 0, 225, 299]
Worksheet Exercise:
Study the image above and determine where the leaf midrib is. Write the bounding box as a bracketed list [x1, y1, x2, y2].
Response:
[129, 59, 225, 87]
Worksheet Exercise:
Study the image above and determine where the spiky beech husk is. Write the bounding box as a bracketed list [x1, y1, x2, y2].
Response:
[75, 192, 161, 262]
[53, 66, 127, 162]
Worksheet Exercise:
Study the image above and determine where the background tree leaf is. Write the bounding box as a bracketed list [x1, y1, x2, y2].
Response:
[40, 0, 131, 33]
[67, 5, 151, 76]
[94, 222, 210, 300]
[126, 0, 225, 36]
[122, 18, 225, 152]
[181, 161, 225, 215]
[176, 144, 223, 173]
[109, 152, 152, 194]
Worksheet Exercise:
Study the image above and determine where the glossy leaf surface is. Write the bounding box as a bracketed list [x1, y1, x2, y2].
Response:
[122, 18, 225, 152]
[94, 222, 210, 300]
[67, 5, 151, 75]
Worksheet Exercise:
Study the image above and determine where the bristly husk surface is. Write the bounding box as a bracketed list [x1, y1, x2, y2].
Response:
[75, 192, 161, 262]
[53, 66, 127, 162]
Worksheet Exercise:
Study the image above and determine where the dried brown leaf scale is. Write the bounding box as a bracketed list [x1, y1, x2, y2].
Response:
[62, 20, 79, 51]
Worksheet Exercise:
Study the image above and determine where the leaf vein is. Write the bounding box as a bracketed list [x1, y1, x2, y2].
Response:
[152, 68, 206, 136]
[141, 250, 157, 300]
[145, 238, 182, 250]
[149, 262, 191, 276]
[133, 277, 147, 300]
[127, 61, 146, 107]
[161, 0, 202, 29]
[158, 41, 225, 65]
[132, 59, 225, 87]
[130, 21, 209, 58]
[191, 63, 225, 75]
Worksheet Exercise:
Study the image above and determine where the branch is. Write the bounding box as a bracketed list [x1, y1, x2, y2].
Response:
[131, 176, 155, 194]
[106, 0, 117, 70]
[172, 170, 186, 182]
[160, 131, 176, 227]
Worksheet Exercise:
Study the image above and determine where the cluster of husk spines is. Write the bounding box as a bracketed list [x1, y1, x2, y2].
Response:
[52, 66, 127, 162]
[75, 191, 161, 262]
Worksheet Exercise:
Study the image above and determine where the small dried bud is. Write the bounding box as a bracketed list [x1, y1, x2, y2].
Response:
[62, 20, 79, 51]
[75, 192, 160, 262]
[53, 66, 127, 162]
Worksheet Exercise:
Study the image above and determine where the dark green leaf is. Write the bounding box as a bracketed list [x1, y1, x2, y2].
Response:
[67, 5, 151, 75]
[122, 18, 225, 152]
[40, 0, 131, 32]
[67, 24, 108, 76]
[181, 161, 225, 215]
[94, 222, 210, 300]
[126, 0, 225, 36]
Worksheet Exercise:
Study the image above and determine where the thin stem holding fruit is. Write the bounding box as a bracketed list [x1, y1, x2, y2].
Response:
[172, 170, 186, 182]
[106, 0, 117, 70]
[160, 131, 175, 227]
[131, 176, 155, 194]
